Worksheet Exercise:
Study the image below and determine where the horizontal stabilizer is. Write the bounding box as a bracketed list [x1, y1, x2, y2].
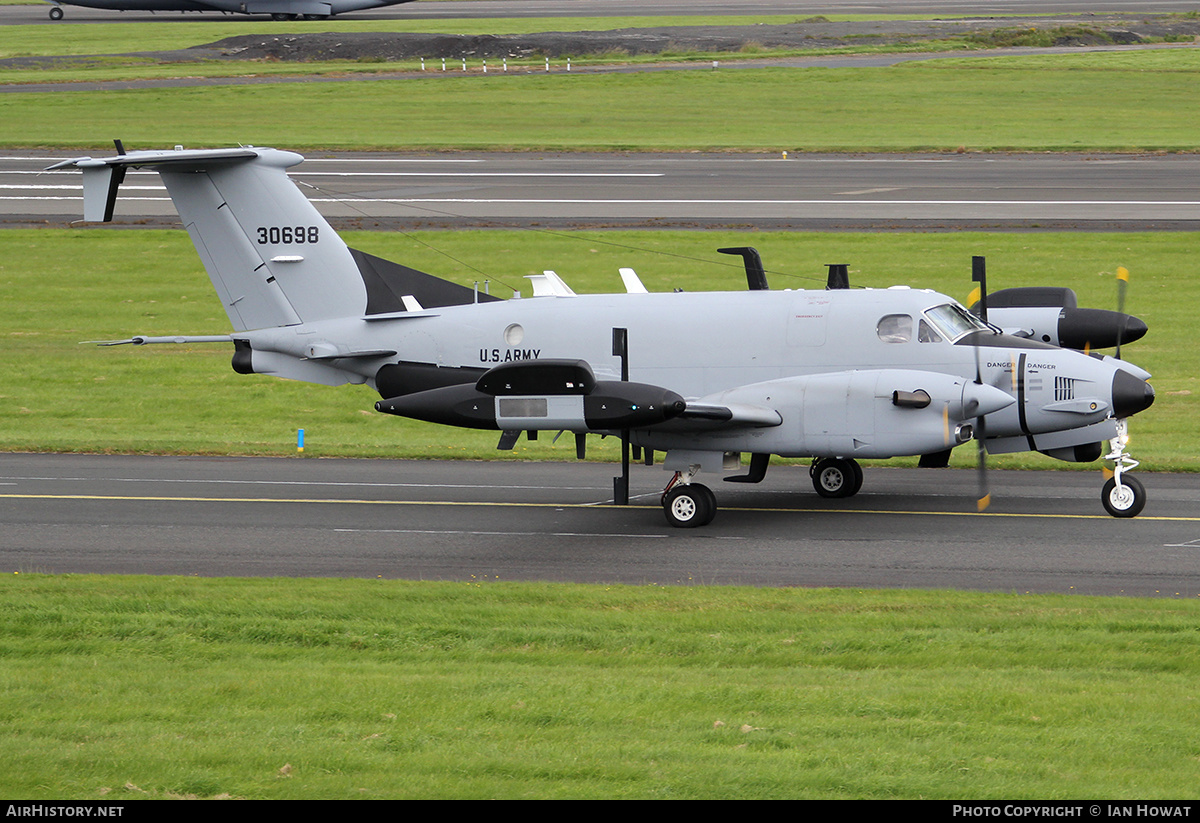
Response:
[92, 334, 233, 347]
[47, 148, 260, 223]
[51, 146, 375, 331]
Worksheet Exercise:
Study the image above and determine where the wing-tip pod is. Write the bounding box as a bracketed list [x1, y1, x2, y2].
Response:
[375, 358, 686, 432]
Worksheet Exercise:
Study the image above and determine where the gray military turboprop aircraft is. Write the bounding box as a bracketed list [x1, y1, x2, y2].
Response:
[47, 144, 1156, 526]
[44, 0, 415, 21]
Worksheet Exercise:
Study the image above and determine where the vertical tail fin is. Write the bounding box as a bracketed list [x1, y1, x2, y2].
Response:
[49, 146, 367, 332]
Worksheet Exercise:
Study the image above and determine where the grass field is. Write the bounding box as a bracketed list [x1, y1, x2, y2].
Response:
[0, 15, 992, 85]
[4, 47, 1200, 152]
[1, 227, 1194, 470]
[3, 574, 1200, 800]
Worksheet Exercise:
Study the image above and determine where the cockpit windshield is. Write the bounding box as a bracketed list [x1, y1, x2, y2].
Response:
[924, 302, 991, 343]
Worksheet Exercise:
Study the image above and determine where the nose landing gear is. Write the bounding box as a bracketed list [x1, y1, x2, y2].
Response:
[1101, 418, 1146, 518]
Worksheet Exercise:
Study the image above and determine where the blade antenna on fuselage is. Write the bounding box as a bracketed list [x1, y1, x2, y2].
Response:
[717, 247, 769, 291]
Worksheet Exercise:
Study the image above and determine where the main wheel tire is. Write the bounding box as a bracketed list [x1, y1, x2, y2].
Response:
[49, 6, 63, 19]
[811, 458, 863, 499]
[1102, 475, 1146, 518]
[663, 484, 716, 528]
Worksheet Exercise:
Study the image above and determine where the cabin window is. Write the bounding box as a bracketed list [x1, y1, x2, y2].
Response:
[876, 314, 913, 343]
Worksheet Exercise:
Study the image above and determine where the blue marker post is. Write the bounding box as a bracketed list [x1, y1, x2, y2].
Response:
[297, 428, 305, 454]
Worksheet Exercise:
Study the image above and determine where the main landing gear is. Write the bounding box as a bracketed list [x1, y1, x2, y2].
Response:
[49, 6, 63, 19]
[660, 456, 867, 527]
[661, 470, 716, 528]
[1101, 418, 1146, 518]
[810, 457, 864, 499]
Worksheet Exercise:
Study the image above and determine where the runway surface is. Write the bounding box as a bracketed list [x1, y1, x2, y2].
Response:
[3, 453, 1198, 596]
[9, 151, 1200, 230]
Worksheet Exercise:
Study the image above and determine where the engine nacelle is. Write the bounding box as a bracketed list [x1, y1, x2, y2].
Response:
[639, 369, 1014, 460]
[973, 287, 1147, 350]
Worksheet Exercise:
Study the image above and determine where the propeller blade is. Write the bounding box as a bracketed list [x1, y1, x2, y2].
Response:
[1115, 266, 1129, 359]
[972, 325, 991, 511]
[976, 414, 991, 512]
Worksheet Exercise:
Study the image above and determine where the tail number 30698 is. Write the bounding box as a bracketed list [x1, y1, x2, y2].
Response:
[257, 226, 320, 245]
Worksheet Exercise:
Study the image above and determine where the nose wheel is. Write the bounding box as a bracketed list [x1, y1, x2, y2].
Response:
[1101, 418, 1146, 518]
[49, 5, 63, 19]
[1102, 475, 1145, 518]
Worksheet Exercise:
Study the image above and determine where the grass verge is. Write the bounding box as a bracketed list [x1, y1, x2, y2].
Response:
[5, 50, 1200, 152]
[1, 227, 1193, 470]
[3, 574, 1200, 799]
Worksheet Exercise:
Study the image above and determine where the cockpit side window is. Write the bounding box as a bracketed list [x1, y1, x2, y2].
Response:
[918, 319, 944, 343]
[924, 303, 989, 343]
[877, 314, 913, 343]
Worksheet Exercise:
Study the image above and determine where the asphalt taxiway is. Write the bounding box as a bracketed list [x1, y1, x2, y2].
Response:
[3, 453, 1198, 596]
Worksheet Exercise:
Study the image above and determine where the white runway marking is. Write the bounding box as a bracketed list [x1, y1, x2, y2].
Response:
[9, 194, 1197, 208]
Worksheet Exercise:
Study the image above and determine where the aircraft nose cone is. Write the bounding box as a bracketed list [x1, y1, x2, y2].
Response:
[1112, 369, 1155, 418]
